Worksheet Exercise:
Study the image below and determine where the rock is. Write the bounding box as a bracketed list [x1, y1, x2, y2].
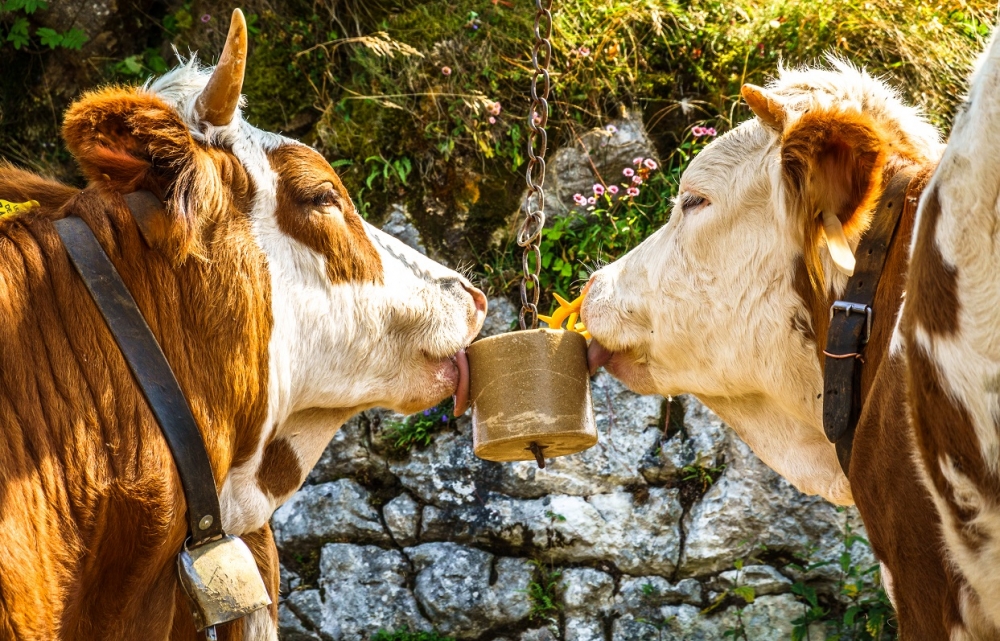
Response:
[733, 593, 812, 640]
[272, 479, 390, 555]
[497, 373, 663, 498]
[407, 543, 533, 638]
[546, 114, 659, 218]
[680, 435, 851, 578]
[715, 564, 791, 597]
[305, 412, 388, 485]
[388, 416, 502, 506]
[519, 628, 559, 641]
[382, 204, 427, 255]
[613, 605, 726, 641]
[617, 576, 703, 610]
[283, 590, 327, 638]
[280, 564, 302, 594]
[313, 544, 430, 638]
[564, 618, 605, 641]
[421, 488, 682, 575]
[383, 492, 421, 546]
[559, 568, 615, 614]
[479, 296, 518, 338]
[639, 396, 728, 484]
[278, 600, 322, 641]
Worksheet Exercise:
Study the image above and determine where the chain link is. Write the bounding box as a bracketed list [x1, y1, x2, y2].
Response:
[518, 0, 553, 330]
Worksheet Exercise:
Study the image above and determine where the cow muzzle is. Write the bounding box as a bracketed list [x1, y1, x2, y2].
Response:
[177, 535, 272, 636]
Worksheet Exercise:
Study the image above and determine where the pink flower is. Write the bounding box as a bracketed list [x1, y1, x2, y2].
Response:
[706, 127, 717, 137]
[607, 185, 619, 195]
[593, 184, 605, 196]
[587, 196, 597, 205]
[692, 126, 706, 137]
[441, 66, 452, 76]
[578, 46, 591, 57]
[489, 102, 502, 116]
[623, 167, 635, 177]
[626, 187, 640, 197]
[633, 157, 644, 165]
[201, 13, 211, 22]
[605, 124, 618, 133]
[643, 158, 658, 170]
[489, 116, 496, 124]
[573, 193, 587, 206]
[532, 112, 543, 126]
[632, 175, 643, 185]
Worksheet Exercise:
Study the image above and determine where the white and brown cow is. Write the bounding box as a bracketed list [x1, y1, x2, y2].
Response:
[898, 32, 1000, 638]
[0, 10, 484, 641]
[583, 51, 1000, 636]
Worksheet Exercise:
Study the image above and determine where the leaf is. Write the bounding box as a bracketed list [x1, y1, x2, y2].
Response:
[35, 26, 61, 48]
[733, 585, 755, 604]
[843, 605, 861, 627]
[121, 55, 143, 76]
[329, 159, 353, 169]
[6, 16, 29, 49]
[56, 26, 86, 50]
[20, 0, 47, 13]
[734, 558, 744, 571]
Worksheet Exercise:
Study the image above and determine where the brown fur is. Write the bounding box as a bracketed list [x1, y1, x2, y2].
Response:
[256, 438, 303, 500]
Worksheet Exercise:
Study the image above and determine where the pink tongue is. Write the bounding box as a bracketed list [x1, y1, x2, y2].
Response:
[587, 339, 613, 375]
[453, 348, 470, 416]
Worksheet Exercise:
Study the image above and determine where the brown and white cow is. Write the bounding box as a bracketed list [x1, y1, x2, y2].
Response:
[0, 10, 484, 641]
[898, 32, 1000, 637]
[583, 52, 1000, 636]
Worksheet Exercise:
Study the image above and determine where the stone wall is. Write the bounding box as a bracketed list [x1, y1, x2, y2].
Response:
[272, 297, 875, 641]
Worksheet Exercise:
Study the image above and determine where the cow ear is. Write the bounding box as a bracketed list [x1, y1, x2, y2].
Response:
[62, 88, 199, 260]
[780, 108, 887, 278]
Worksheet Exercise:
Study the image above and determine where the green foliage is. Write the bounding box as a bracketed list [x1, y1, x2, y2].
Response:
[522, 560, 561, 622]
[370, 627, 455, 641]
[788, 521, 896, 640]
[0, 0, 87, 51]
[382, 398, 454, 453]
[680, 452, 727, 493]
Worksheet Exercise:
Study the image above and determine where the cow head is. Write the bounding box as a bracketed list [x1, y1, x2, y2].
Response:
[582, 61, 940, 503]
[58, 11, 485, 522]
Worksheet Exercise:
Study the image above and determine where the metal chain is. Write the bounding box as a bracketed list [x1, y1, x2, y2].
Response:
[517, 0, 553, 330]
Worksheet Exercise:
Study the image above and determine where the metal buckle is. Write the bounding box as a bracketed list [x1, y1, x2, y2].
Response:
[829, 301, 872, 344]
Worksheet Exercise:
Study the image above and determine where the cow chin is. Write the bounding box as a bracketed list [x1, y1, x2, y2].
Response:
[604, 352, 657, 396]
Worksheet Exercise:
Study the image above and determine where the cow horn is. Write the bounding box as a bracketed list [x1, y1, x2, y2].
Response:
[822, 210, 856, 277]
[741, 84, 786, 132]
[195, 9, 248, 127]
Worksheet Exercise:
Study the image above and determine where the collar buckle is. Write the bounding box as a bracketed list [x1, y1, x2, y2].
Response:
[830, 300, 872, 345]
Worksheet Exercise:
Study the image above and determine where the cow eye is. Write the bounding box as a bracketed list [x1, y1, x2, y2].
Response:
[311, 183, 338, 208]
[681, 194, 708, 213]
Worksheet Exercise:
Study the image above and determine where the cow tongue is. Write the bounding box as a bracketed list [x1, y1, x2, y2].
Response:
[452, 348, 470, 417]
[587, 339, 614, 375]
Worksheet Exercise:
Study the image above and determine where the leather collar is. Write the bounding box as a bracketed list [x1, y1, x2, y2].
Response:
[53, 192, 225, 547]
[822, 169, 916, 476]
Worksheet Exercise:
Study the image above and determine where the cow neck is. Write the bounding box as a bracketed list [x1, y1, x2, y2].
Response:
[821, 164, 930, 475]
[54, 193, 224, 545]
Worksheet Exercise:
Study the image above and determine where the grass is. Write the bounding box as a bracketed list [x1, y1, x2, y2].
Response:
[370, 628, 455, 641]
[380, 397, 454, 454]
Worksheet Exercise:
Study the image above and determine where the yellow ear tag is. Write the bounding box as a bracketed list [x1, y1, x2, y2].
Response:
[0, 199, 39, 219]
[538, 292, 590, 336]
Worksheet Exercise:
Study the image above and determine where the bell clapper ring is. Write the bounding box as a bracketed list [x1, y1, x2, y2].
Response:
[204, 626, 218, 641]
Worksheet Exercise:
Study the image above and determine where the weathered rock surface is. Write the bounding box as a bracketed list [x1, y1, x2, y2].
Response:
[274, 373, 881, 640]
[272, 479, 390, 555]
[408, 543, 533, 637]
[314, 544, 431, 639]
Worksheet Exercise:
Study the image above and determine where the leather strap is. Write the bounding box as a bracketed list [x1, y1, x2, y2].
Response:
[822, 169, 915, 475]
[54, 206, 224, 546]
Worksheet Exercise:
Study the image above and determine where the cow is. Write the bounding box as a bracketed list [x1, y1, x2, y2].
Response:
[581, 48, 1000, 638]
[0, 9, 485, 641]
[898, 32, 1000, 637]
